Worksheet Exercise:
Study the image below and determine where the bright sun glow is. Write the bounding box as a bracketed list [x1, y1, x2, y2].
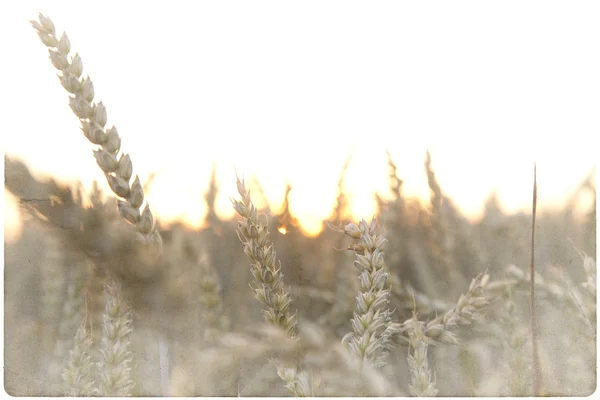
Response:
[2, 2, 598, 241]
[4, 190, 23, 244]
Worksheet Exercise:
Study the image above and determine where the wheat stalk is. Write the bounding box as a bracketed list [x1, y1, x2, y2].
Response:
[388, 273, 452, 316]
[397, 273, 490, 345]
[31, 13, 161, 252]
[529, 163, 542, 396]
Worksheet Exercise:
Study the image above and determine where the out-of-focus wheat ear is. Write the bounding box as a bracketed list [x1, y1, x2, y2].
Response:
[39, 235, 66, 373]
[231, 174, 297, 338]
[424, 150, 461, 291]
[500, 276, 531, 396]
[386, 150, 404, 200]
[62, 322, 95, 397]
[204, 162, 221, 228]
[340, 218, 401, 369]
[48, 256, 91, 395]
[198, 253, 229, 342]
[568, 237, 597, 299]
[96, 275, 134, 396]
[30, 13, 161, 254]
[332, 151, 353, 224]
[406, 312, 439, 397]
[274, 362, 317, 397]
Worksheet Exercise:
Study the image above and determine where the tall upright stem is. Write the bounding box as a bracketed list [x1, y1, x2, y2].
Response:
[530, 163, 542, 395]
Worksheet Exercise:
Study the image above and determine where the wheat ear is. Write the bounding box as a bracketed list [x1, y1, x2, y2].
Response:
[340, 218, 401, 369]
[62, 322, 95, 397]
[406, 312, 438, 397]
[231, 174, 297, 338]
[31, 13, 161, 252]
[198, 254, 228, 342]
[424, 151, 463, 292]
[232, 175, 308, 396]
[501, 277, 530, 396]
[96, 276, 134, 396]
[275, 363, 313, 397]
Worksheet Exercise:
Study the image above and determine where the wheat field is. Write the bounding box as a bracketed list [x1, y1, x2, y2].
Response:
[3, 13, 597, 397]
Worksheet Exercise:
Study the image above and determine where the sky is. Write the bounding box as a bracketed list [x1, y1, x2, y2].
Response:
[1, 1, 598, 241]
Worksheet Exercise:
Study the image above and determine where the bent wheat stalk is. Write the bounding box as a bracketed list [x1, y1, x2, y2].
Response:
[31, 13, 161, 252]
[397, 273, 490, 345]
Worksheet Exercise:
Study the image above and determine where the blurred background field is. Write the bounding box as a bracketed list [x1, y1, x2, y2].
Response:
[4, 153, 596, 396]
